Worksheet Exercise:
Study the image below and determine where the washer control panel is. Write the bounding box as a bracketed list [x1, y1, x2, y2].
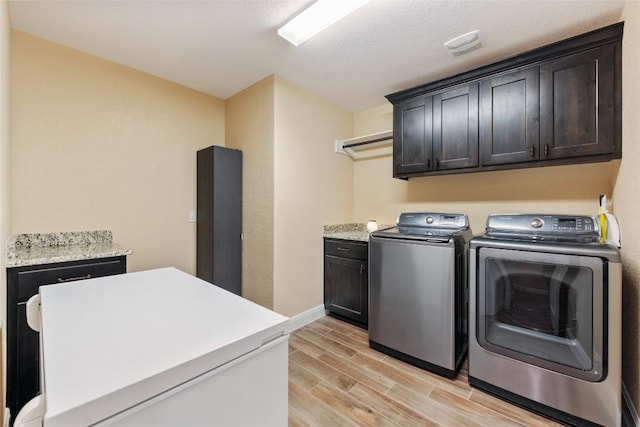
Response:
[396, 212, 469, 229]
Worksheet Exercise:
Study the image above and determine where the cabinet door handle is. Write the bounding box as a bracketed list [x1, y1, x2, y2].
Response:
[529, 145, 535, 157]
[337, 247, 352, 253]
[360, 265, 366, 274]
[426, 159, 431, 169]
[57, 274, 91, 283]
[544, 143, 549, 157]
[435, 158, 440, 169]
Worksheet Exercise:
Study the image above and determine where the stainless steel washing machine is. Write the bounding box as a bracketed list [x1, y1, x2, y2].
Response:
[469, 214, 621, 427]
[369, 212, 472, 378]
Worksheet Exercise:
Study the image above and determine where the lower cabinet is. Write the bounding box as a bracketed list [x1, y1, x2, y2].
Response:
[324, 239, 368, 328]
[6, 256, 127, 421]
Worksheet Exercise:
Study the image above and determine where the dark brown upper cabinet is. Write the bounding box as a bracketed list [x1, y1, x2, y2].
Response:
[394, 83, 479, 177]
[480, 68, 539, 166]
[540, 45, 617, 160]
[386, 22, 622, 179]
[433, 83, 479, 170]
[394, 96, 433, 175]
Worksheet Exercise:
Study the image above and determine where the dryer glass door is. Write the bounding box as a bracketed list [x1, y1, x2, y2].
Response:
[477, 247, 605, 382]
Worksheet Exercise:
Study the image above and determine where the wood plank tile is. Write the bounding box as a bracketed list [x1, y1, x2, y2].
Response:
[289, 359, 322, 391]
[287, 406, 308, 427]
[301, 321, 332, 336]
[324, 323, 370, 346]
[288, 317, 574, 427]
[349, 383, 440, 427]
[350, 352, 435, 395]
[316, 316, 368, 339]
[317, 350, 394, 393]
[290, 346, 358, 392]
[288, 380, 358, 427]
[380, 354, 473, 399]
[289, 333, 326, 358]
[384, 383, 485, 427]
[310, 382, 401, 427]
[323, 328, 387, 361]
[468, 388, 565, 427]
[428, 386, 530, 427]
[296, 327, 358, 359]
[324, 326, 370, 345]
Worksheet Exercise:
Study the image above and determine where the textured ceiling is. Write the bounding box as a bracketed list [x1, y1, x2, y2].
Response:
[9, 0, 625, 112]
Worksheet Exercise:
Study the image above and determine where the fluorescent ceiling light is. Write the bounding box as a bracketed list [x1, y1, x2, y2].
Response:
[278, 0, 371, 46]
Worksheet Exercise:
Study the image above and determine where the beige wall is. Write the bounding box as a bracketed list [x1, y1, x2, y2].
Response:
[354, 104, 617, 231]
[11, 31, 225, 274]
[273, 76, 353, 316]
[1, 0, 10, 420]
[226, 75, 354, 316]
[615, 2, 640, 414]
[225, 76, 276, 309]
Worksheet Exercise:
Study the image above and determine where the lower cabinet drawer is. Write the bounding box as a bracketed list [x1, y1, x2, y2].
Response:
[15, 257, 126, 302]
[324, 239, 368, 260]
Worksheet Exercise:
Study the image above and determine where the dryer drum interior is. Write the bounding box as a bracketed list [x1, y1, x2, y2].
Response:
[477, 248, 603, 380]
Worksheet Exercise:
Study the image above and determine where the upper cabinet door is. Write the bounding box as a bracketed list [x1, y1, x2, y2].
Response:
[433, 83, 479, 170]
[540, 45, 617, 159]
[393, 96, 433, 176]
[480, 68, 540, 166]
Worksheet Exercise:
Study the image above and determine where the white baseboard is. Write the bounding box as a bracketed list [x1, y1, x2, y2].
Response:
[286, 304, 326, 333]
[4, 408, 10, 427]
[623, 381, 639, 427]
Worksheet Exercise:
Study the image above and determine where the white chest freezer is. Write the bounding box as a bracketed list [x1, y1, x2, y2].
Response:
[15, 267, 290, 427]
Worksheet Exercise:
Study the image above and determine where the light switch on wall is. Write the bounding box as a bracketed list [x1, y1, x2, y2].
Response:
[188, 210, 197, 222]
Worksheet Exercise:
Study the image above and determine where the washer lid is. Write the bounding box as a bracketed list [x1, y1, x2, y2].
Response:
[372, 212, 470, 241]
[372, 226, 455, 242]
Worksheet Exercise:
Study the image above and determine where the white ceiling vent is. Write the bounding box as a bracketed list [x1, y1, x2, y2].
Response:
[444, 30, 482, 56]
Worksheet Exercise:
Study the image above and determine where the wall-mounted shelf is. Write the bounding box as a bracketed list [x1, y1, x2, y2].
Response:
[335, 130, 393, 160]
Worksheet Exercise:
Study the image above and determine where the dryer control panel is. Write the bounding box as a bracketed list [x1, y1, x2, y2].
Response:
[486, 214, 597, 237]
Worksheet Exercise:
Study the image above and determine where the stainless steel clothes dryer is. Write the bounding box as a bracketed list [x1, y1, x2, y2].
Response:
[369, 212, 472, 378]
[469, 214, 621, 427]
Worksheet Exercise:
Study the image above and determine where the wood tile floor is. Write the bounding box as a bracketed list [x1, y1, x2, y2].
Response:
[288, 316, 565, 427]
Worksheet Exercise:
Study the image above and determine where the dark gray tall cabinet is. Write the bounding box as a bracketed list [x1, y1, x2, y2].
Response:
[196, 145, 242, 295]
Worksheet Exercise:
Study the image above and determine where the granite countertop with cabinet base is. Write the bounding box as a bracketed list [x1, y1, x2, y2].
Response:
[323, 223, 393, 242]
[6, 230, 133, 268]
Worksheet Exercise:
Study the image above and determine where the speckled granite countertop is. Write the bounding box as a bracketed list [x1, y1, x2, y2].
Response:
[7, 230, 133, 268]
[323, 223, 394, 242]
